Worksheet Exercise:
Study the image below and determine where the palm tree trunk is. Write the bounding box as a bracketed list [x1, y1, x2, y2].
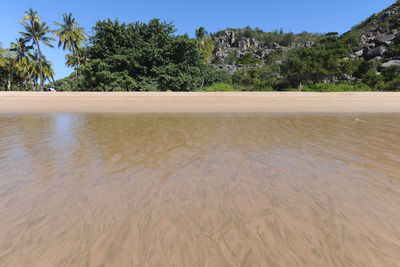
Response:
[77, 50, 81, 79]
[72, 46, 78, 79]
[36, 38, 44, 91]
[50, 74, 55, 87]
[27, 73, 34, 91]
[77, 56, 81, 79]
[7, 75, 11, 91]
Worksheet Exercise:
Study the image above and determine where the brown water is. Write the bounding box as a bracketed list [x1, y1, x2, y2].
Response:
[0, 113, 400, 267]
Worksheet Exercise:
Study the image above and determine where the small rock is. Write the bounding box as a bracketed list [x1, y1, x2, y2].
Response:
[355, 50, 364, 57]
[381, 60, 400, 68]
[372, 56, 382, 62]
[342, 73, 354, 81]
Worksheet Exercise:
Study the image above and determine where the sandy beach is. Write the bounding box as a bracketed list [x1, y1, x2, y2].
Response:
[0, 91, 400, 113]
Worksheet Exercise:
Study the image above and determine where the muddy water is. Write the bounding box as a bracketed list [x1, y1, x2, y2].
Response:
[0, 114, 400, 267]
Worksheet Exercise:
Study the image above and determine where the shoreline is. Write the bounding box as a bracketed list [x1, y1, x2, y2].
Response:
[0, 91, 400, 114]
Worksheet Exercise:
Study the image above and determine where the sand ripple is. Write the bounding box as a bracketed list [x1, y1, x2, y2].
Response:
[0, 114, 400, 266]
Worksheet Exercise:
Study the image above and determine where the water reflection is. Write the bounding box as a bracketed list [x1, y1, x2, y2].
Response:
[0, 113, 399, 266]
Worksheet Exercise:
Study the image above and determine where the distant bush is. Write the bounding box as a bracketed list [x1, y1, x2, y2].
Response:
[226, 51, 236, 65]
[54, 74, 84, 91]
[211, 55, 224, 65]
[237, 52, 262, 66]
[139, 82, 159, 91]
[300, 83, 373, 92]
[340, 31, 362, 51]
[138, 78, 159, 91]
[383, 78, 400, 91]
[256, 86, 274, 91]
[204, 83, 234, 92]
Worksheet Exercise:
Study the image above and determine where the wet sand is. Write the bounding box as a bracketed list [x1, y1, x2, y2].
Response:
[0, 113, 400, 266]
[0, 91, 400, 113]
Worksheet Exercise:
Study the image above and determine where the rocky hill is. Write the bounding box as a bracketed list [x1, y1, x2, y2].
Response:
[343, 0, 400, 67]
[210, 1, 400, 73]
[210, 28, 321, 73]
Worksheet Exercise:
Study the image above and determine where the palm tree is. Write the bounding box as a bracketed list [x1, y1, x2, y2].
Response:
[42, 58, 55, 86]
[195, 27, 207, 40]
[28, 51, 40, 89]
[10, 38, 32, 63]
[0, 43, 9, 67]
[195, 27, 213, 64]
[65, 53, 78, 68]
[10, 38, 34, 90]
[28, 51, 55, 90]
[0, 44, 14, 90]
[20, 8, 54, 91]
[65, 49, 87, 69]
[54, 13, 86, 77]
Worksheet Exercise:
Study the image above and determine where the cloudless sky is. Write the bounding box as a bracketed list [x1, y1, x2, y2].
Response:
[0, 0, 395, 80]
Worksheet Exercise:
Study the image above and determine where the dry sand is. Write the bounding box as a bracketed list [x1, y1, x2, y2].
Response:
[0, 91, 400, 113]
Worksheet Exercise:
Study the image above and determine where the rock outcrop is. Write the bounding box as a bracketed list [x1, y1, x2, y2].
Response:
[347, 2, 400, 63]
[211, 29, 316, 73]
[364, 45, 388, 60]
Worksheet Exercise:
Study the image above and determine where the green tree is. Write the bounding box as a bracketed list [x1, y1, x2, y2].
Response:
[381, 65, 400, 82]
[280, 33, 353, 86]
[382, 65, 400, 91]
[82, 19, 210, 91]
[0, 43, 9, 67]
[27, 51, 55, 89]
[20, 8, 54, 91]
[195, 27, 214, 63]
[195, 27, 207, 40]
[0, 45, 18, 91]
[10, 38, 35, 90]
[65, 49, 87, 69]
[54, 13, 87, 77]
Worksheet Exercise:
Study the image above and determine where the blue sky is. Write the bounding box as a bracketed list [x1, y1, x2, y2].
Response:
[0, 0, 395, 80]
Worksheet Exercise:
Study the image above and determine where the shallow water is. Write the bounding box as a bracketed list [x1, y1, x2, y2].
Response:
[0, 113, 400, 266]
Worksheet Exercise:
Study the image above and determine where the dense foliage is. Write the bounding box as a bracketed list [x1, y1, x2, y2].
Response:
[78, 19, 216, 91]
[2, 3, 400, 91]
